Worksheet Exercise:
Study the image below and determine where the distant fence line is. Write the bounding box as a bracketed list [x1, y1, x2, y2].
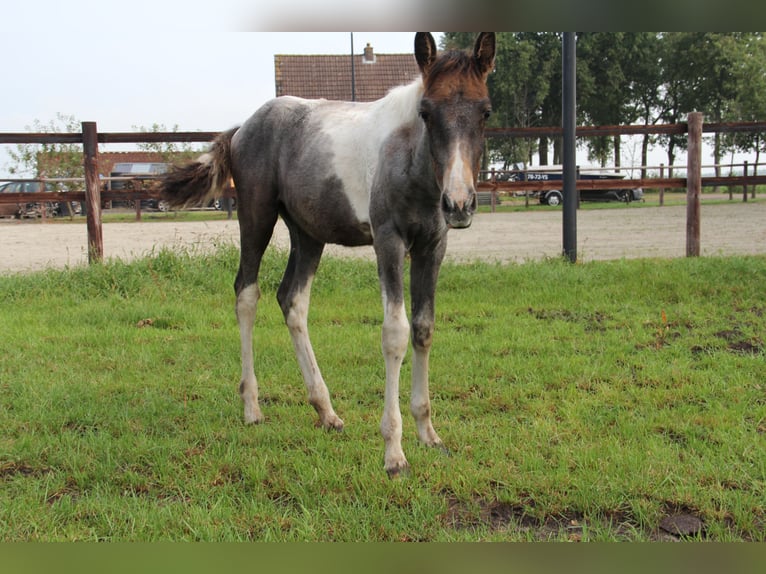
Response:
[1, 118, 765, 263]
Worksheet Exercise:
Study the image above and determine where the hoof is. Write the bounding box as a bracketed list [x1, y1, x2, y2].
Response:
[315, 416, 344, 432]
[385, 462, 411, 479]
[244, 411, 265, 425]
[328, 419, 345, 432]
[422, 438, 451, 457]
[323, 415, 343, 432]
[434, 443, 452, 457]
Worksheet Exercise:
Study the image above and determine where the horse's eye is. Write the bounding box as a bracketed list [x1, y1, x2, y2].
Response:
[483, 109, 492, 120]
[419, 110, 430, 122]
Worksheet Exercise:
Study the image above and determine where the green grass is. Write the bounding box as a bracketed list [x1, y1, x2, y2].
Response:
[1, 247, 764, 541]
[54, 209, 234, 224]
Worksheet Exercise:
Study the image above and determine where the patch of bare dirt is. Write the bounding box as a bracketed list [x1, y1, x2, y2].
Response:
[1, 202, 764, 274]
[440, 494, 746, 541]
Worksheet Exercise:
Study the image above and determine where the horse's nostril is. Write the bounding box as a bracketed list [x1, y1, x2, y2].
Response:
[441, 193, 453, 213]
[469, 192, 478, 212]
[442, 192, 478, 216]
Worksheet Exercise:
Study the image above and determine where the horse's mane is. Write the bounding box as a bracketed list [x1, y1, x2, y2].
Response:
[371, 77, 424, 126]
[423, 50, 481, 91]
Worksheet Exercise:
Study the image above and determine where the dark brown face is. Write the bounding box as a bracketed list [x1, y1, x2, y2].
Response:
[415, 32, 495, 229]
[419, 86, 492, 229]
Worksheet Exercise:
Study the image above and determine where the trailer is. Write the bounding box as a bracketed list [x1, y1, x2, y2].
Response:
[500, 166, 643, 206]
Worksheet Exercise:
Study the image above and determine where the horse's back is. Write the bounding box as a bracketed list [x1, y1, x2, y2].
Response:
[231, 96, 379, 246]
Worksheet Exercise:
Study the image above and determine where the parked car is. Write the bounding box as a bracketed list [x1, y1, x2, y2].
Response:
[107, 162, 169, 210]
[107, 162, 226, 211]
[0, 182, 20, 218]
[496, 166, 643, 206]
[580, 186, 643, 203]
[540, 185, 643, 206]
[0, 181, 80, 218]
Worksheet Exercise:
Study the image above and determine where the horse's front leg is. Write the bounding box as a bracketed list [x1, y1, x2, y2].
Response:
[376, 236, 410, 477]
[410, 239, 448, 452]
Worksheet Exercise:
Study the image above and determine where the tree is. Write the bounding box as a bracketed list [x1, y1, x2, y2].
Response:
[131, 123, 206, 164]
[623, 33, 665, 178]
[442, 32, 766, 173]
[658, 33, 759, 177]
[578, 33, 659, 169]
[721, 33, 766, 175]
[442, 32, 560, 169]
[683, 33, 742, 178]
[7, 113, 83, 191]
[526, 33, 562, 165]
[6, 118, 208, 192]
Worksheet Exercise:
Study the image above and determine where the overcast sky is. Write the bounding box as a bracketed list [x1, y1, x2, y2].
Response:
[2, 30, 422, 132]
[1, 1, 440, 176]
[1, 4, 427, 132]
[1, 2, 753, 176]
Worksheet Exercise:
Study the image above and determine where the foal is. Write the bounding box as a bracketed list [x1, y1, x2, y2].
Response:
[160, 32, 495, 476]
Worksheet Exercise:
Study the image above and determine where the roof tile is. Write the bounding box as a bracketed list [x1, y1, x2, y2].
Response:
[275, 51, 420, 102]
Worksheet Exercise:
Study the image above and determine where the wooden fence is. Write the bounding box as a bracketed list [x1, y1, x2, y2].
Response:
[1, 118, 765, 263]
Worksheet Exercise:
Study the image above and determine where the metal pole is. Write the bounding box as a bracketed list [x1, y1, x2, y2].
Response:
[562, 32, 577, 263]
[350, 32, 356, 102]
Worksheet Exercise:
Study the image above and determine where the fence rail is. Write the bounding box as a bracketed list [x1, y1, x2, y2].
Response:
[2, 119, 765, 263]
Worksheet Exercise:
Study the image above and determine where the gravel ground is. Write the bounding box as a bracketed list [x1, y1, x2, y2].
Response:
[1, 202, 764, 274]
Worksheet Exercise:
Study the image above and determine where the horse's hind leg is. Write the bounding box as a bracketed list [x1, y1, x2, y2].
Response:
[237, 278, 263, 424]
[278, 223, 344, 430]
[235, 204, 278, 425]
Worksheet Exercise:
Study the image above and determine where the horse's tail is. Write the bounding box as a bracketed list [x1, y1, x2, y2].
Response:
[158, 127, 237, 209]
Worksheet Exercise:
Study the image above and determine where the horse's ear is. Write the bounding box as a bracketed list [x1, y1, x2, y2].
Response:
[414, 32, 437, 76]
[473, 32, 496, 78]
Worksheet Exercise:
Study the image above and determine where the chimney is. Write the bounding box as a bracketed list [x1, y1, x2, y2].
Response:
[363, 43, 375, 64]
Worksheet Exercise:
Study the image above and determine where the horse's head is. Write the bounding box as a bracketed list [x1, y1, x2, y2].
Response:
[415, 32, 495, 229]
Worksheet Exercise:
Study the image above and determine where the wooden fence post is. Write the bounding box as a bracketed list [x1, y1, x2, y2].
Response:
[686, 112, 703, 257]
[752, 161, 758, 199]
[743, 160, 748, 203]
[659, 163, 665, 206]
[82, 121, 103, 264]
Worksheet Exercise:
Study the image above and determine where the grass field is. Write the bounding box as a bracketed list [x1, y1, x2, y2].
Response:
[0, 247, 764, 541]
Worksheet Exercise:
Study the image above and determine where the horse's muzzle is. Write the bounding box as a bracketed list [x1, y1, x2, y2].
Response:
[442, 191, 477, 229]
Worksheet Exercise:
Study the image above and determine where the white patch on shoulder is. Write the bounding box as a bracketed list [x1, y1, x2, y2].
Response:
[318, 79, 423, 224]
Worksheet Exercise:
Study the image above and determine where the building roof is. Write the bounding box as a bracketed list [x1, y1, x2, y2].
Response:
[275, 43, 421, 103]
[97, 152, 168, 178]
[36, 151, 171, 180]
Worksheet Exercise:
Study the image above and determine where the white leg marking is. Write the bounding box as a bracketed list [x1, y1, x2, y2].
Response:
[380, 295, 410, 475]
[236, 284, 263, 424]
[286, 282, 344, 430]
[411, 345, 443, 448]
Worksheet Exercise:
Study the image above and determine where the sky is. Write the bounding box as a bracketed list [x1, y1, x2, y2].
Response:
[1, 1, 439, 177]
[2, 31, 422, 133]
[1, 2, 756, 177]
[1, 5, 426, 133]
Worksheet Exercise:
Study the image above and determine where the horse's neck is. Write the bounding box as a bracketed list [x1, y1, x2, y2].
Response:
[369, 78, 439, 192]
[412, 126, 435, 180]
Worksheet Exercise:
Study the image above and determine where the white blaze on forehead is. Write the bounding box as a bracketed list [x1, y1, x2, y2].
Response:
[441, 142, 475, 207]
